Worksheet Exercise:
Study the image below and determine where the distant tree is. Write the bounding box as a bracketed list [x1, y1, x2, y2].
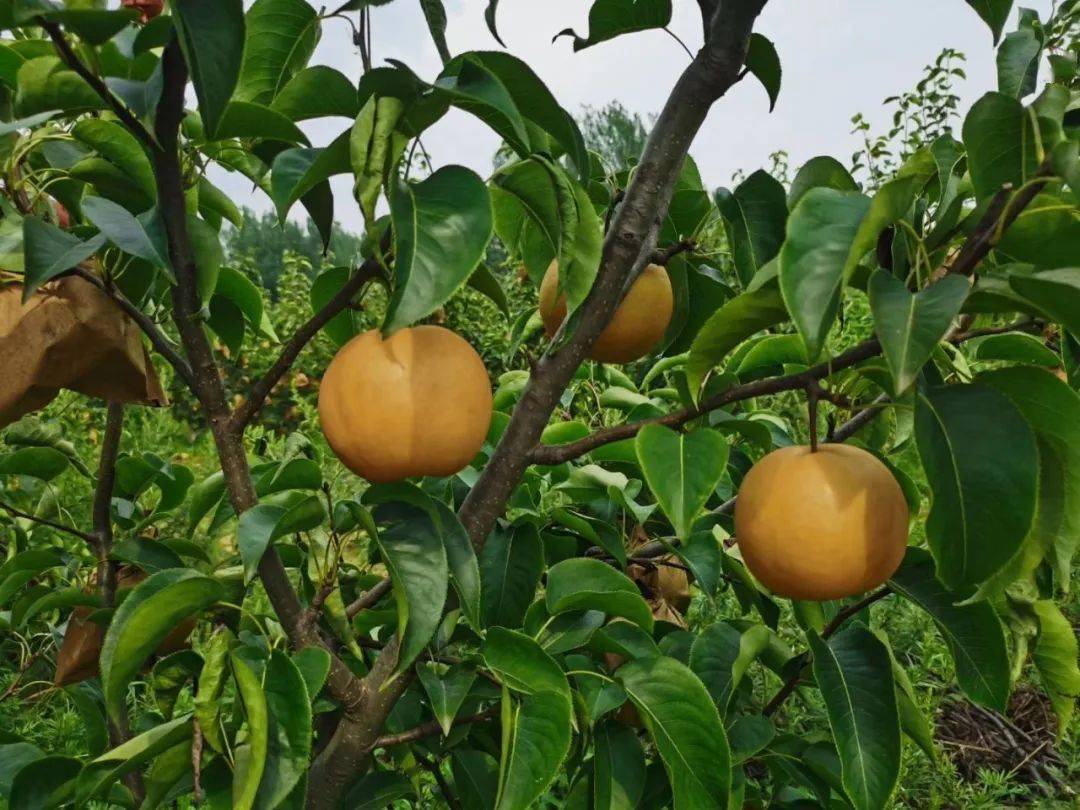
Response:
[580, 100, 653, 171]
[224, 208, 364, 292]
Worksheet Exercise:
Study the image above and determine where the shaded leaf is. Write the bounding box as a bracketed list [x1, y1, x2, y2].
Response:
[172, 0, 244, 136]
[809, 626, 900, 810]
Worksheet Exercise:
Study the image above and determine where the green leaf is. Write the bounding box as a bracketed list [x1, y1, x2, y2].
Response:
[0, 446, 69, 480]
[480, 523, 544, 629]
[788, 155, 859, 210]
[386, 165, 493, 333]
[270, 131, 352, 223]
[491, 157, 571, 285]
[715, 169, 787, 288]
[0, 743, 43, 798]
[635, 424, 728, 540]
[980, 367, 1080, 590]
[1009, 268, 1080, 337]
[258, 651, 312, 808]
[593, 722, 646, 810]
[271, 66, 360, 121]
[194, 626, 233, 754]
[545, 558, 653, 631]
[82, 196, 169, 267]
[965, 0, 1015, 42]
[685, 285, 790, 395]
[8, 755, 80, 810]
[845, 149, 936, 278]
[100, 570, 223, 721]
[235, 0, 320, 106]
[971, 331, 1060, 366]
[230, 652, 268, 810]
[615, 657, 730, 810]
[690, 621, 770, 716]
[997, 20, 1042, 98]
[809, 626, 900, 810]
[310, 265, 365, 347]
[483, 627, 570, 697]
[467, 262, 510, 316]
[496, 688, 573, 810]
[555, 0, 672, 51]
[869, 271, 970, 393]
[997, 194, 1080, 268]
[216, 266, 276, 340]
[915, 383, 1038, 588]
[237, 495, 326, 583]
[745, 33, 781, 111]
[420, 0, 452, 63]
[172, 0, 245, 136]
[21, 217, 106, 299]
[417, 661, 477, 736]
[71, 119, 156, 202]
[350, 94, 409, 227]
[214, 100, 311, 144]
[372, 502, 449, 679]
[889, 548, 1011, 710]
[75, 716, 193, 805]
[779, 188, 870, 358]
[188, 215, 224, 307]
[1032, 600, 1080, 732]
[962, 92, 1039, 202]
[454, 749, 500, 810]
[484, 0, 505, 46]
[38, 9, 138, 45]
[461, 52, 588, 177]
[342, 771, 415, 809]
[433, 499, 483, 632]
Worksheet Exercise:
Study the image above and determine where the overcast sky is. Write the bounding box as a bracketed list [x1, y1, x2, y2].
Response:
[217, 0, 1053, 234]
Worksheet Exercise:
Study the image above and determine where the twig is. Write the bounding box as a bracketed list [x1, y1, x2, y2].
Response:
[762, 586, 893, 717]
[231, 259, 383, 431]
[38, 20, 156, 150]
[651, 239, 697, 266]
[345, 577, 393, 619]
[531, 315, 1039, 467]
[372, 706, 499, 749]
[0, 499, 96, 543]
[417, 754, 463, 810]
[191, 719, 204, 805]
[604, 189, 625, 234]
[71, 266, 195, 389]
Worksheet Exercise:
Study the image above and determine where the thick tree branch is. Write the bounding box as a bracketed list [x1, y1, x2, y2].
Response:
[231, 260, 382, 431]
[762, 586, 893, 717]
[372, 706, 499, 749]
[0, 499, 95, 543]
[457, 0, 770, 548]
[38, 19, 156, 150]
[70, 266, 195, 389]
[150, 37, 361, 721]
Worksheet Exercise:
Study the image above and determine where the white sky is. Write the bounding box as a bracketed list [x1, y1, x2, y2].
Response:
[217, 0, 1053, 234]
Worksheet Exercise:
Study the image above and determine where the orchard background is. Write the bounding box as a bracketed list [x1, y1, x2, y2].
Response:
[0, 0, 1078, 808]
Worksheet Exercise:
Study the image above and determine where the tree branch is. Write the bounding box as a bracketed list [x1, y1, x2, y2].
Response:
[762, 586, 893, 717]
[345, 576, 393, 619]
[946, 162, 1054, 278]
[70, 266, 195, 389]
[0, 499, 95, 543]
[457, 0, 770, 548]
[532, 339, 883, 465]
[149, 37, 362, 720]
[651, 239, 697, 265]
[38, 19, 156, 150]
[372, 706, 499, 749]
[92, 403, 123, 607]
[231, 259, 383, 431]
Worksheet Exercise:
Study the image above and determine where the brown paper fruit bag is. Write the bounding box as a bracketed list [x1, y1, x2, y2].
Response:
[0, 276, 166, 428]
